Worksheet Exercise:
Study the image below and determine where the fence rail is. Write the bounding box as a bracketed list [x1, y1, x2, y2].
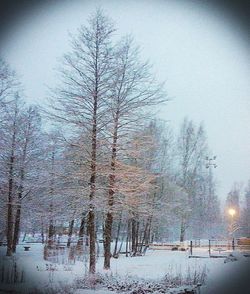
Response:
[189, 238, 250, 257]
[148, 238, 250, 254]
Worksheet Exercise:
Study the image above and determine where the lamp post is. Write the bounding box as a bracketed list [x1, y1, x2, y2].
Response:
[228, 208, 236, 250]
[206, 156, 217, 237]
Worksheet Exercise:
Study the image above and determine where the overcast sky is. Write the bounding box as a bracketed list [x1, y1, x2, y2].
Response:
[0, 0, 249, 203]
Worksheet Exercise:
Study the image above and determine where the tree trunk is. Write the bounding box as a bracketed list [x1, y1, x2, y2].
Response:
[113, 213, 122, 257]
[48, 151, 55, 247]
[135, 220, 140, 254]
[88, 209, 96, 274]
[41, 219, 44, 244]
[131, 218, 139, 255]
[126, 219, 130, 257]
[12, 110, 30, 254]
[139, 221, 149, 253]
[48, 218, 54, 247]
[67, 219, 75, 248]
[103, 212, 113, 268]
[6, 99, 18, 257]
[77, 215, 85, 247]
[104, 115, 118, 269]
[12, 204, 21, 253]
[180, 218, 186, 243]
[88, 142, 97, 273]
[145, 216, 152, 245]
[12, 175, 24, 253]
[6, 154, 15, 256]
[6, 202, 13, 256]
[87, 78, 99, 273]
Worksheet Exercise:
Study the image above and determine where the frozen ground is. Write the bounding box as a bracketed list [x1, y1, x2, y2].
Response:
[0, 243, 249, 293]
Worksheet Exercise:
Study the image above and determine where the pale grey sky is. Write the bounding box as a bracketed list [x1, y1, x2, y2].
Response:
[1, 0, 249, 202]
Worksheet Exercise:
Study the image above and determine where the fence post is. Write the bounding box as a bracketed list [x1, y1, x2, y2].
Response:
[232, 238, 235, 251]
[190, 240, 193, 256]
[208, 239, 211, 257]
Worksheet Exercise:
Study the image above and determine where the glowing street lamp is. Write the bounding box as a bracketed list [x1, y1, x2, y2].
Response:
[228, 208, 236, 217]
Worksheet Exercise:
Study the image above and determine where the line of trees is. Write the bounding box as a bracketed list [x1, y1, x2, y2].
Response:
[0, 10, 230, 275]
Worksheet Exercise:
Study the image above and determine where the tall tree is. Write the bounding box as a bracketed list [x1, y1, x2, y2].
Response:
[47, 9, 115, 274]
[0, 95, 23, 255]
[12, 106, 43, 252]
[176, 118, 208, 242]
[102, 37, 165, 269]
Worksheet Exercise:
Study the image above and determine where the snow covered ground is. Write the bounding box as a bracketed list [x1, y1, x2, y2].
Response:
[0, 243, 249, 293]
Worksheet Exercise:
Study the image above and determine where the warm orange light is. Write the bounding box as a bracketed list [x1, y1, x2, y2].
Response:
[228, 208, 236, 217]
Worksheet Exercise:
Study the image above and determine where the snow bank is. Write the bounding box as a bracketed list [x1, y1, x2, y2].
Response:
[1, 244, 249, 293]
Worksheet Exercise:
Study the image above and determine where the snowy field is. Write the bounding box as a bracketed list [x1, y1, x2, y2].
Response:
[0, 243, 249, 293]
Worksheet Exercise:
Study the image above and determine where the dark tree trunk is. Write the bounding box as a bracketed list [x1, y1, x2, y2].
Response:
[139, 221, 149, 253]
[77, 215, 85, 247]
[12, 204, 21, 253]
[88, 209, 96, 274]
[6, 199, 13, 256]
[6, 154, 15, 256]
[180, 218, 186, 243]
[131, 218, 139, 255]
[12, 175, 24, 253]
[67, 219, 75, 248]
[86, 74, 99, 274]
[126, 219, 130, 257]
[87, 146, 97, 273]
[48, 219, 54, 247]
[145, 216, 152, 245]
[135, 220, 140, 253]
[41, 219, 45, 244]
[103, 115, 118, 269]
[113, 213, 122, 257]
[6, 102, 18, 257]
[12, 110, 30, 254]
[48, 151, 55, 248]
[103, 212, 113, 268]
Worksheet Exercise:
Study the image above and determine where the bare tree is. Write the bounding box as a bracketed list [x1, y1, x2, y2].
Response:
[0, 95, 23, 255]
[102, 37, 166, 269]
[0, 93, 46, 254]
[46, 9, 115, 274]
[12, 106, 43, 252]
[176, 118, 208, 242]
